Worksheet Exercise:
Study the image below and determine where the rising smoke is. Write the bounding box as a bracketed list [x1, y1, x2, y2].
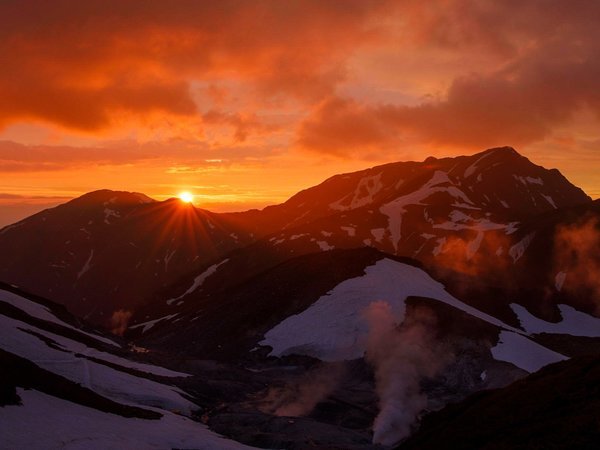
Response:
[364, 301, 451, 446]
[553, 214, 600, 314]
[434, 229, 512, 278]
[260, 362, 346, 417]
[109, 309, 132, 336]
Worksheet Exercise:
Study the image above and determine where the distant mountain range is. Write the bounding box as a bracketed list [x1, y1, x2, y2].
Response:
[1, 146, 599, 448]
[0, 146, 592, 327]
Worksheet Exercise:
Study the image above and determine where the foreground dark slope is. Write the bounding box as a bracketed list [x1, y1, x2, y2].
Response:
[398, 355, 600, 450]
[2, 276, 598, 449]
[0, 281, 256, 448]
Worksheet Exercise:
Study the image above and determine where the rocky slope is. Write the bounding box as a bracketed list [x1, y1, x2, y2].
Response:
[398, 355, 600, 449]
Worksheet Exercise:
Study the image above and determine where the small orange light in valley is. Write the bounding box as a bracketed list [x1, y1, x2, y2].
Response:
[178, 192, 194, 203]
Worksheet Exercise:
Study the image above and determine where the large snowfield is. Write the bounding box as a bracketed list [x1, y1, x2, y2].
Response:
[261, 258, 523, 361]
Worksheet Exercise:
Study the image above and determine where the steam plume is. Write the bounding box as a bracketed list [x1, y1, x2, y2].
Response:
[109, 309, 132, 336]
[553, 215, 600, 314]
[260, 363, 345, 417]
[364, 301, 450, 446]
[435, 229, 512, 278]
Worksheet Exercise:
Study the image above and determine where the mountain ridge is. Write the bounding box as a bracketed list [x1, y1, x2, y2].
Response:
[0, 146, 593, 329]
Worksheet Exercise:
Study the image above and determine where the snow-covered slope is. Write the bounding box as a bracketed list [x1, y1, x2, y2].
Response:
[261, 258, 520, 361]
[1, 388, 253, 450]
[259, 257, 572, 373]
[0, 285, 256, 449]
[131, 247, 599, 376]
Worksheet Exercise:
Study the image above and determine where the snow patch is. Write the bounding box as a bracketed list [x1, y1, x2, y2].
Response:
[0, 289, 118, 347]
[526, 176, 543, 185]
[514, 175, 543, 186]
[432, 237, 446, 256]
[542, 194, 557, 209]
[511, 303, 600, 337]
[505, 222, 519, 235]
[464, 151, 494, 178]
[555, 271, 567, 291]
[491, 330, 567, 372]
[371, 228, 386, 242]
[451, 202, 481, 210]
[379, 171, 474, 250]
[166, 259, 229, 304]
[340, 226, 356, 237]
[330, 172, 383, 211]
[316, 241, 334, 251]
[466, 231, 484, 259]
[77, 250, 94, 279]
[103, 208, 121, 224]
[129, 314, 179, 333]
[164, 248, 177, 271]
[509, 232, 535, 262]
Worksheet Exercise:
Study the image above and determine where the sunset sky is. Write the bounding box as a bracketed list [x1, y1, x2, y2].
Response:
[1, 0, 599, 226]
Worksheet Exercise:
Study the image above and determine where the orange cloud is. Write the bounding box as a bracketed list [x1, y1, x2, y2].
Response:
[0, 139, 281, 172]
[202, 110, 274, 143]
[298, 50, 600, 154]
[3, 1, 600, 152]
[296, 1, 600, 155]
[296, 96, 400, 157]
[1, 0, 600, 216]
[0, 0, 392, 132]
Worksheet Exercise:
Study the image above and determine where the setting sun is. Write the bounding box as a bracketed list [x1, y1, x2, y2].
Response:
[178, 192, 194, 203]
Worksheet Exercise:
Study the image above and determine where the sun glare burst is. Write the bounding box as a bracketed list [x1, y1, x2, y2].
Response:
[178, 191, 194, 203]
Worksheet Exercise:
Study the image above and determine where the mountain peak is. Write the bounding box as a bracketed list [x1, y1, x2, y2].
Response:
[71, 189, 155, 207]
[480, 146, 519, 156]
